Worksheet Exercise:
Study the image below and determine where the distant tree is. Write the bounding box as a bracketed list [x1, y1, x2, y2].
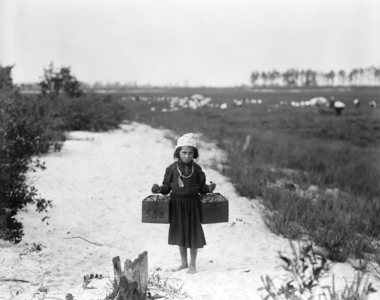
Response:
[93, 81, 103, 89]
[251, 66, 380, 87]
[374, 67, 380, 85]
[299, 70, 306, 86]
[358, 68, 365, 85]
[39, 62, 83, 98]
[338, 70, 346, 86]
[304, 69, 318, 86]
[268, 69, 281, 85]
[261, 71, 268, 86]
[250, 71, 260, 86]
[0, 64, 14, 90]
[282, 69, 298, 86]
[348, 68, 359, 85]
[325, 70, 335, 86]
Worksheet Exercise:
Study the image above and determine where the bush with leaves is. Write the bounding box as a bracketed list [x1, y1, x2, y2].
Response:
[60, 94, 126, 131]
[39, 62, 83, 98]
[0, 95, 54, 243]
[0, 64, 14, 90]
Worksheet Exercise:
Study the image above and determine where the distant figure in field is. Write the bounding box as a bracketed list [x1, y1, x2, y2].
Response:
[369, 100, 377, 108]
[330, 100, 345, 116]
[353, 99, 360, 107]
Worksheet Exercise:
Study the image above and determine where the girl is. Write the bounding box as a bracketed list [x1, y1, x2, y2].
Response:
[151, 133, 216, 274]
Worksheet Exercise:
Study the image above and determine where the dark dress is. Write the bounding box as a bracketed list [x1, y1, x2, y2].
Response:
[159, 160, 210, 249]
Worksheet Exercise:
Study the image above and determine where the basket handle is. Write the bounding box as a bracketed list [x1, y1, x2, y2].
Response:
[154, 192, 162, 205]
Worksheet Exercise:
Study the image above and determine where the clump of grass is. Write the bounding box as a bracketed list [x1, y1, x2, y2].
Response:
[147, 270, 192, 299]
[260, 241, 377, 300]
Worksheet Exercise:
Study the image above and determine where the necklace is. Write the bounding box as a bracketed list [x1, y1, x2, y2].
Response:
[177, 161, 194, 187]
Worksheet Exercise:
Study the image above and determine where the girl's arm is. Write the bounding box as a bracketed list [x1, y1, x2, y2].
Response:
[199, 168, 216, 194]
[159, 166, 173, 195]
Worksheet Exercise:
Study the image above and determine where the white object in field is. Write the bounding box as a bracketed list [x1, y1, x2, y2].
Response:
[309, 97, 329, 106]
[369, 100, 377, 107]
[334, 101, 345, 108]
[190, 94, 204, 100]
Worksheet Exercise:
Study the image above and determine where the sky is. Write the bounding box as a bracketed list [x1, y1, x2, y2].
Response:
[1, 0, 379, 87]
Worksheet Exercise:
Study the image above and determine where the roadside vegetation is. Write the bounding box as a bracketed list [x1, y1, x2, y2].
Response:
[0, 64, 126, 243]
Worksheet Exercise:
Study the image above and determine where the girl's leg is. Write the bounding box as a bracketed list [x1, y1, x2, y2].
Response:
[188, 248, 198, 274]
[173, 246, 188, 272]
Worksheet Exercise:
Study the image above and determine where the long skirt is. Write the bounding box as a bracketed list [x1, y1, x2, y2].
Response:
[168, 194, 206, 249]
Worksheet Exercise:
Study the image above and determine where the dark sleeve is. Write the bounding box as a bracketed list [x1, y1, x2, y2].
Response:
[198, 165, 210, 194]
[160, 165, 173, 195]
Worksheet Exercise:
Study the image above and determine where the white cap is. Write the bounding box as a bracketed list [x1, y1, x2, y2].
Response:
[175, 133, 197, 149]
[334, 101, 345, 108]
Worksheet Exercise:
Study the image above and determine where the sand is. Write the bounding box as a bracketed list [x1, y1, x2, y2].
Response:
[1, 122, 379, 300]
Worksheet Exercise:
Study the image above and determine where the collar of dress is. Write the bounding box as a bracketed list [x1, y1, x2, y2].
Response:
[177, 160, 194, 179]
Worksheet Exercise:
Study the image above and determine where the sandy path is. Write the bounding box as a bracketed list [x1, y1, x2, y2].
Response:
[1, 122, 379, 300]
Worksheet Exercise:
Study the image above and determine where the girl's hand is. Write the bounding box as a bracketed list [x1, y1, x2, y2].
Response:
[208, 181, 216, 193]
[151, 184, 161, 194]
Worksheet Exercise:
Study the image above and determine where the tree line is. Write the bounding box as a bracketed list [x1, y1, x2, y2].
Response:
[250, 66, 380, 87]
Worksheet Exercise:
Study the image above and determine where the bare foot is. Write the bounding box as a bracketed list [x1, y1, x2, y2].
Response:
[187, 265, 197, 274]
[172, 264, 188, 272]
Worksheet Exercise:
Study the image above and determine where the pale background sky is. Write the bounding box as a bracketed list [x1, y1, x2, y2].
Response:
[1, 0, 379, 87]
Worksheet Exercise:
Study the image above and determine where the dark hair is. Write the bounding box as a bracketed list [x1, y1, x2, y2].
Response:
[174, 146, 199, 160]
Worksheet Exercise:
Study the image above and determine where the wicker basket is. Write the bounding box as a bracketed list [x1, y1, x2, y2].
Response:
[142, 194, 171, 224]
[200, 193, 229, 224]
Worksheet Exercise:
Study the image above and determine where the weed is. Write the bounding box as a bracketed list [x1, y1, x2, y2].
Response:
[37, 286, 49, 293]
[259, 241, 377, 299]
[74, 273, 105, 300]
[147, 270, 192, 299]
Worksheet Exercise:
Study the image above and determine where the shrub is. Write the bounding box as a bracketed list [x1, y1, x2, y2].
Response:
[0, 64, 14, 90]
[0, 88, 128, 243]
[0, 96, 53, 243]
[39, 62, 83, 98]
[59, 94, 126, 131]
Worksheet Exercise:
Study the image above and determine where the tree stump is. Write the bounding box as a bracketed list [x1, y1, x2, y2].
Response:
[105, 251, 148, 300]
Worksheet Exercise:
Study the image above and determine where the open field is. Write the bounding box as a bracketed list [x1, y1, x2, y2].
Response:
[112, 86, 380, 264]
[113, 87, 380, 147]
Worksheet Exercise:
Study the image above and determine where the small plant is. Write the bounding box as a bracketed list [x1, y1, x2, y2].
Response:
[37, 286, 48, 293]
[259, 241, 377, 300]
[65, 293, 75, 300]
[73, 273, 105, 300]
[147, 270, 192, 299]
[19, 242, 44, 259]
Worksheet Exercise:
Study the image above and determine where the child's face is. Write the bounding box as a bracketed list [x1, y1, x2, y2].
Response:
[179, 146, 194, 163]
